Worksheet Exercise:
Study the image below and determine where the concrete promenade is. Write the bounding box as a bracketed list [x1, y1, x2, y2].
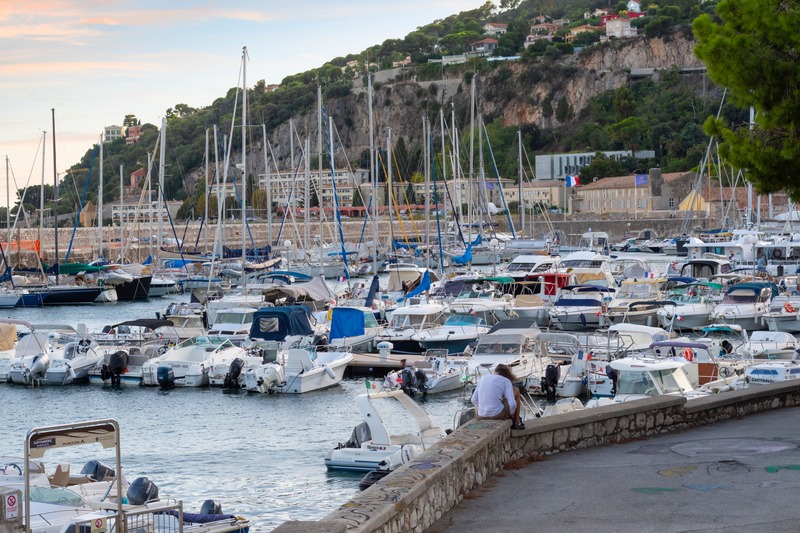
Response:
[429, 407, 800, 533]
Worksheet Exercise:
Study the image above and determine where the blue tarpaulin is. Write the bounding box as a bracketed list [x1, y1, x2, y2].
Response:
[399, 270, 431, 302]
[329, 307, 366, 341]
[249, 307, 314, 341]
[451, 244, 473, 266]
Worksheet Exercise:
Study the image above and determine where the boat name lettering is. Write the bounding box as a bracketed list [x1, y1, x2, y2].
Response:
[31, 437, 55, 449]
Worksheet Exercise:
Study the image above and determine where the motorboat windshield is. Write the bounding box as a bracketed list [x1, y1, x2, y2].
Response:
[443, 315, 483, 327]
[616, 368, 688, 395]
[213, 311, 254, 325]
[721, 289, 759, 304]
[616, 282, 661, 300]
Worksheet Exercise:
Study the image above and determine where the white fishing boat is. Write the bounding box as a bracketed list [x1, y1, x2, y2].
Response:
[743, 331, 800, 360]
[416, 314, 489, 355]
[710, 281, 777, 331]
[383, 351, 469, 395]
[589, 357, 709, 401]
[324, 389, 445, 472]
[548, 284, 615, 331]
[140, 336, 245, 387]
[207, 307, 257, 345]
[657, 281, 722, 331]
[374, 302, 447, 355]
[467, 319, 546, 381]
[600, 278, 667, 327]
[762, 294, 800, 333]
[243, 347, 352, 394]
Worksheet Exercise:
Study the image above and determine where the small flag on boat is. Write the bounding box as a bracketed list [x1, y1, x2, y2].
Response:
[677, 315, 684, 321]
[365, 379, 378, 391]
[338, 275, 347, 282]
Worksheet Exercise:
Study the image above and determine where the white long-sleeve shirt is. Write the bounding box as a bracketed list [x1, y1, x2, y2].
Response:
[471, 373, 516, 418]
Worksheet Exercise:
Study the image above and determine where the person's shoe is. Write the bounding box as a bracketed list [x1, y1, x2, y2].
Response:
[511, 422, 525, 430]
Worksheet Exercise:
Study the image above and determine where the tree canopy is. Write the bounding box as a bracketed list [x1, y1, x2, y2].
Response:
[693, 0, 800, 196]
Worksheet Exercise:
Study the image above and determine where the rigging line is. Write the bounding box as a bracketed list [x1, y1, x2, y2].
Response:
[391, 145, 422, 240]
[64, 144, 99, 263]
[430, 135, 445, 277]
[481, 123, 515, 238]
[321, 105, 350, 281]
[375, 150, 410, 248]
[9, 136, 44, 233]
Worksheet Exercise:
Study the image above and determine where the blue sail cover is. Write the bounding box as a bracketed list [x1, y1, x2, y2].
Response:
[399, 270, 431, 302]
[249, 307, 314, 341]
[329, 308, 366, 341]
[471, 234, 483, 246]
[451, 244, 473, 266]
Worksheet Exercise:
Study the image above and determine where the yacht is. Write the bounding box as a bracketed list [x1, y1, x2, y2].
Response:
[710, 281, 777, 331]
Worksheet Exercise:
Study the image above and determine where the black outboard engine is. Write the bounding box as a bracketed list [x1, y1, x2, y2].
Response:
[606, 365, 619, 396]
[200, 500, 222, 515]
[414, 368, 429, 395]
[104, 351, 128, 386]
[400, 367, 418, 396]
[223, 358, 245, 389]
[541, 364, 560, 402]
[81, 460, 115, 481]
[157, 365, 175, 388]
[127, 477, 159, 505]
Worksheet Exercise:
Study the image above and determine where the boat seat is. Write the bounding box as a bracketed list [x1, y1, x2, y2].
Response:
[284, 349, 314, 375]
[128, 354, 149, 367]
[416, 360, 434, 370]
[49, 464, 70, 487]
[515, 295, 545, 307]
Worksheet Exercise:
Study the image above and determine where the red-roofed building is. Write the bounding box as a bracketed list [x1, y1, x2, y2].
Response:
[467, 38, 499, 57]
[483, 22, 508, 36]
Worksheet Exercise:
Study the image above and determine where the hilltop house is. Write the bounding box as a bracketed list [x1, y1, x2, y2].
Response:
[467, 38, 498, 57]
[565, 24, 601, 43]
[524, 22, 559, 47]
[483, 22, 508, 36]
[605, 18, 637, 39]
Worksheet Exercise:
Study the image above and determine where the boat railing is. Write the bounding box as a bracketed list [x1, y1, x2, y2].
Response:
[73, 499, 185, 533]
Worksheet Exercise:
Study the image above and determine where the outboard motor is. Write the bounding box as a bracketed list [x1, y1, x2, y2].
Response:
[606, 365, 619, 396]
[541, 364, 560, 402]
[400, 366, 418, 396]
[156, 365, 175, 388]
[414, 368, 429, 395]
[127, 477, 159, 505]
[223, 358, 245, 389]
[200, 500, 222, 515]
[25, 354, 50, 386]
[81, 460, 115, 481]
[106, 351, 128, 386]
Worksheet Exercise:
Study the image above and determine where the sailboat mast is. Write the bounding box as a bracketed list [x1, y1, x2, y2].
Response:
[387, 128, 393, 250]
[147, 152, 153, 261]
[439, 109, 448, 241]
[367, 72, 377, 262]
[263, 124, 271, 250]
[204, 128, 209, 253]
[241, 46, 248, 276]
[305, 137, 310, 250]
[317, 85, 323, 267]
[5, 155, 9, 246]
[157, 116, 166, 250]
[213, 125, 221, 258]
[468, 76, 475, 248]
[119, 164, 124, 262]
[40, 130, 46, 246]
[424, 116, 430, 270]
[51, 108, 59, 284]
[518, 129, 523, 234]
[99, 132, 104, 259]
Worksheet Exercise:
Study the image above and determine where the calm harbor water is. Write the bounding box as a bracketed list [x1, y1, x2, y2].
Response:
[0, 295, 470, 532]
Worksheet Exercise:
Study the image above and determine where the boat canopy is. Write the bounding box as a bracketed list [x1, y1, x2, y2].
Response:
[724, 282, 779, 299]
[561, 284, 615, 293]
[329, 307, 366, 341]
[249, 306, 315, 341]
[111, 319, 174, 330]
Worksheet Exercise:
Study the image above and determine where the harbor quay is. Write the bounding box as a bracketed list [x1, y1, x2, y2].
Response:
[273, 381, 800, 533]
[26, 216, 700, 265]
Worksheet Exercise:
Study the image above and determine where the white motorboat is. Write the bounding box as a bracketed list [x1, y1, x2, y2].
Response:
[248, 306, 327, 350]
[467, 319, 547, 381]
[743, 360, 800, 386]
[557, 250, 616, 287]
[324, 389, 445, 472]
[148, 275, 179, 297]
[160, 301, 208, 339]
[649, 340, 751, 388]
[207, 307, 257, 345]
[762, 294, 800, 333]
[548, 284, 615, 331]
[416, 314, 489, 355]
[743, 331, 800, 360]
[43, 337, 104, 386]
[375, 302, 447, 355]
[383, 352, 469, 395]
[500, 254, 562, 281]
[140, 336, 246, 387]
[657, 281, 722, 331]
[88, 344, 166, 386]
[243, 347, 352, 394]
[523, 332, 589, 399]
[589, 357, 709, 402]
[600, 278, 667, 327]
[327, 306, 383, 353]
[710, 281, 777, 331]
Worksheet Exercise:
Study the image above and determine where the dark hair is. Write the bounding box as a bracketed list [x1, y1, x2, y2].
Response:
[494, 364, 517, 382]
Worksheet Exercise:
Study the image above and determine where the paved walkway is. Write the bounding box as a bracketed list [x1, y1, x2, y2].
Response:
[429, 407, 800, 532]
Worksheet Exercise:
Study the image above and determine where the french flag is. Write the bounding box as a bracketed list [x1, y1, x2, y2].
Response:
[565, 175, 580, 187]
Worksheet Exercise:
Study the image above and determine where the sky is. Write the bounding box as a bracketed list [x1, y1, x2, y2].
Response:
[0, 0, 488, 208]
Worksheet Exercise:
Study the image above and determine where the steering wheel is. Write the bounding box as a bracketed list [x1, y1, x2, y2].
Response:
[6, 463, 22, 475]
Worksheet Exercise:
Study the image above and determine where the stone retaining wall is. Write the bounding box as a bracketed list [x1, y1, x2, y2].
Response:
[273, 381, 800, 533]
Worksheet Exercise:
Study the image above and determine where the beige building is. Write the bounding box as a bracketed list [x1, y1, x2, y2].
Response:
[573, 170, 697, 216]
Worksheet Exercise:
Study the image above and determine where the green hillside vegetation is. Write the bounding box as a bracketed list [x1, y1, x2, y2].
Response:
[32, 0, 738, 221]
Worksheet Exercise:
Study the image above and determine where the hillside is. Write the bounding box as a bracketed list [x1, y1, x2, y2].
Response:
[46, 2, 733, 220]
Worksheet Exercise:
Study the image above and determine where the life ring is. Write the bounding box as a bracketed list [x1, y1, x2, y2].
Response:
[671, 261, 680, 272]
[683, 348, 694, 362]
[785, 302, 797, 313]
[773, 249, 783, 259]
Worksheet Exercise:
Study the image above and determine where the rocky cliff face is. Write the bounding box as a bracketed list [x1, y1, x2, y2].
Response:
[228, 29, 706, 182]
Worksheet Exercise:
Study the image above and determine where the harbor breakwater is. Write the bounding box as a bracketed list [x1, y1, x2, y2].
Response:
[274, 380, 800, 533]
[27, 216, 702, 265]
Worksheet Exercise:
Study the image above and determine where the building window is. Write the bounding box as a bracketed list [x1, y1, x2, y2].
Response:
[669, 197, 675, 208]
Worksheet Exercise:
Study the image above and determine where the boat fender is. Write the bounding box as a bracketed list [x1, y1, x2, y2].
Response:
[683, 348, 694, 362]
[324, 365, 336, 379]
[785, 302, 797, 313]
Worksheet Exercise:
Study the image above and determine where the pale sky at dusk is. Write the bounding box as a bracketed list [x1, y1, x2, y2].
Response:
[0, 0, 486, 207]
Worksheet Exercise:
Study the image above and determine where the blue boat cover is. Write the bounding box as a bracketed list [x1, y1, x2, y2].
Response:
[249, 307, 314, 341]
[451, 244, 472, 266]
[330, 308, 365, 341]
[399, 270, 431, 302]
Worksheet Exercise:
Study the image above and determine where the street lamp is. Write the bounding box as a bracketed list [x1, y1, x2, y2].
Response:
[490, 238, 499, 276]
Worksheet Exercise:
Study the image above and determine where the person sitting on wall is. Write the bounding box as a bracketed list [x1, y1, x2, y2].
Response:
[471, 364, 524, 430]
